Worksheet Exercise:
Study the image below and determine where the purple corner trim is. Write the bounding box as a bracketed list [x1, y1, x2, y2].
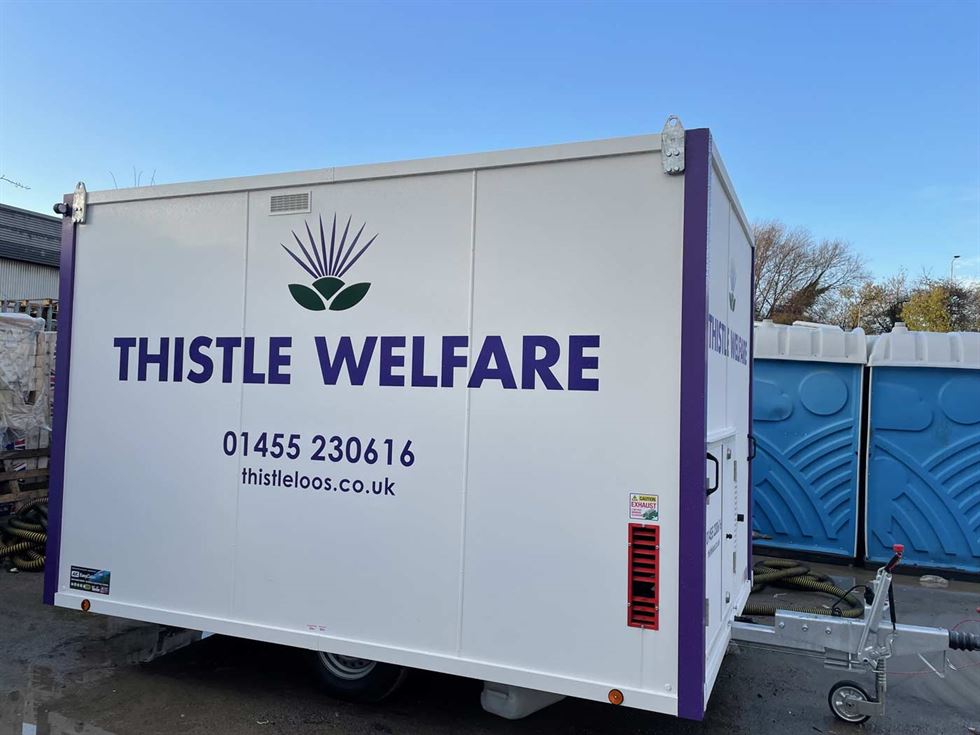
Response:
[747, 245, 755, 581]
[42, 195, 76, 605]
[677, 128, 710, 721]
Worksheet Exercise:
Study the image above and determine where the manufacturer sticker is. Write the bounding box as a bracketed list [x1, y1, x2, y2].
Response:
[70, 565, 111, 595]
[629, 493, 659, 522]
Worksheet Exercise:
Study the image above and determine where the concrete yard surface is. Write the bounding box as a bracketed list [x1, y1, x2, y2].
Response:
[1, 563, 978, 735]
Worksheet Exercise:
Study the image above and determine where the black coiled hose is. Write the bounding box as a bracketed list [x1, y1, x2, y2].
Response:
[744, 558, 865, 618]
[949, 630, 980, 652]
[0, 497, 47, 572]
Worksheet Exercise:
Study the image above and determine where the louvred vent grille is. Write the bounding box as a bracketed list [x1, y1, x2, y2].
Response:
[270, 192, 311, 214]
[627, 524, 659, 629]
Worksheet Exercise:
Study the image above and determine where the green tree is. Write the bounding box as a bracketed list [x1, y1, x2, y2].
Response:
[902, 285, 952, 331]
[901, 278, 980, 332]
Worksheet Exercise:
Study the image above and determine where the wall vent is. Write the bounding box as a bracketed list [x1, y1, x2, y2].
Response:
[627, 524, 659, 629]
[270, 192, 311, 215]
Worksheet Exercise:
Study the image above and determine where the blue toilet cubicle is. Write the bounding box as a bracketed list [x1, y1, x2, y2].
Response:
[751, 321, 867, 558]
[864, 325, 980, 574]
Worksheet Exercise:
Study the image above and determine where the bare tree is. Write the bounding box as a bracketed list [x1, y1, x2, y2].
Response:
[823, 272, 910, 333]
[753, 220, 868, 324]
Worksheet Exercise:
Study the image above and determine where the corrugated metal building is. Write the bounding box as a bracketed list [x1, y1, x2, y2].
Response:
[0, 203, 60, 300]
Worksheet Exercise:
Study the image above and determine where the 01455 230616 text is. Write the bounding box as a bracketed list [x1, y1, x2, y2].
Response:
[222, 430, 415, 467]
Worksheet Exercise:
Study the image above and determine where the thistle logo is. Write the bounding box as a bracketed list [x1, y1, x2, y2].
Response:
[728, 260, 737, 312]
[281, 214, 379, 312]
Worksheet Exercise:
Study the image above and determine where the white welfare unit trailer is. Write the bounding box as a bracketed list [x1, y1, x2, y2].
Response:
[45, 122, 756, 720]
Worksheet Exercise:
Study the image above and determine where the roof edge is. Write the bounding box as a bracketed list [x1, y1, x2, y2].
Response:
[85, 133, 664, 206]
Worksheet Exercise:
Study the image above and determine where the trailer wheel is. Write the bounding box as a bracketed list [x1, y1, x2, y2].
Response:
[828, 680, 871, 724]
[313, 652, 407, 703]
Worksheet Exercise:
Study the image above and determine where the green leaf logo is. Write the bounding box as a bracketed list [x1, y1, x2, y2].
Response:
[279, 213, 378, 311]
[289, 284, 326, 311]
[330, 282, 371, 311]
[280, 214, 379, 313]
[313, 276, 345, 301]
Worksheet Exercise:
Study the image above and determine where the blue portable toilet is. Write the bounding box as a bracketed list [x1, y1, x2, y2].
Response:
[752, 320, 866, 557]
[866, 324, 980, 573]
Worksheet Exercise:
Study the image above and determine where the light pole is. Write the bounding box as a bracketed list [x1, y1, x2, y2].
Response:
[950, 254, 960, 281]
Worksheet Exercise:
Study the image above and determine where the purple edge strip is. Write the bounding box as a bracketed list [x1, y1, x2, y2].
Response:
[747, 245, 755, 580]
[677, 128, 710, 721]
[43, 195, 76, 605]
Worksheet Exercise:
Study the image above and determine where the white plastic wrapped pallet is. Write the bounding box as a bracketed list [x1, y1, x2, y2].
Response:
[0, 313, 53, 474]
[0, 314, 50, 428]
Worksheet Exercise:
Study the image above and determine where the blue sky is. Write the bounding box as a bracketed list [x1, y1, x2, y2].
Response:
[1, 0, 977, 281]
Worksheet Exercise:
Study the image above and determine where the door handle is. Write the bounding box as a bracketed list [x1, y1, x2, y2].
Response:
[706, 452, 720, 497]
[748, 434, 757, 461]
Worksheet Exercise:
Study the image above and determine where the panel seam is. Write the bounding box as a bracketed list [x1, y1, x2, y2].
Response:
[455, 170, 478, 654]
[229, 194, 251, 619]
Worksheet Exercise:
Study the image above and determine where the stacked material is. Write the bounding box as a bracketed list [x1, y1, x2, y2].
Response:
[0, 313, 55, 524]
[0, 314, 53, 570]
[0, 313, 51, 480]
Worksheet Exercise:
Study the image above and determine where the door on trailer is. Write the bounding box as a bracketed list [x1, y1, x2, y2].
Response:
[704, 435, 730, 661]
[721, 437, 739, 621]
[724, 185, 752, 607]
[703, 150, 753, 700]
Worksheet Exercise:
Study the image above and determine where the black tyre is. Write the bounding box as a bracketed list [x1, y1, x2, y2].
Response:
[312, 651, 407, 703]
[828, 680, 872, 724]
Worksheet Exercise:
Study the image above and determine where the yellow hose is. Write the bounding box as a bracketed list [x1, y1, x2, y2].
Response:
[0, 497, 48, 572]
[745, 558, 865, 618]
[9, 518, 44, 532]
[12, 549, 45, 571]
[3, 525, 46, 544]
[0, 540, 34, 556]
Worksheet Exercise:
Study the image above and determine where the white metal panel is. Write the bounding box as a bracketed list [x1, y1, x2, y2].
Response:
[704, 167, 731, 671]
[58, 193, 248, 616]
[725, 173, 753, 604]
[461, 152, 683, 697]
[231, 173, 474, 652]
[706, 167, 729, 438]
[867, 323, 980, 369]
[708, 140, 753, 254]
[754, 320, 867, 364]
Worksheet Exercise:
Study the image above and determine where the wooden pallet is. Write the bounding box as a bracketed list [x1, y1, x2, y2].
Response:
[0, 446, 49, 516]
[0, 447, 49, 482]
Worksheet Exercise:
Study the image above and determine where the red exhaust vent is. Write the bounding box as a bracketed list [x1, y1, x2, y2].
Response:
[627, 523, 659, 629]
